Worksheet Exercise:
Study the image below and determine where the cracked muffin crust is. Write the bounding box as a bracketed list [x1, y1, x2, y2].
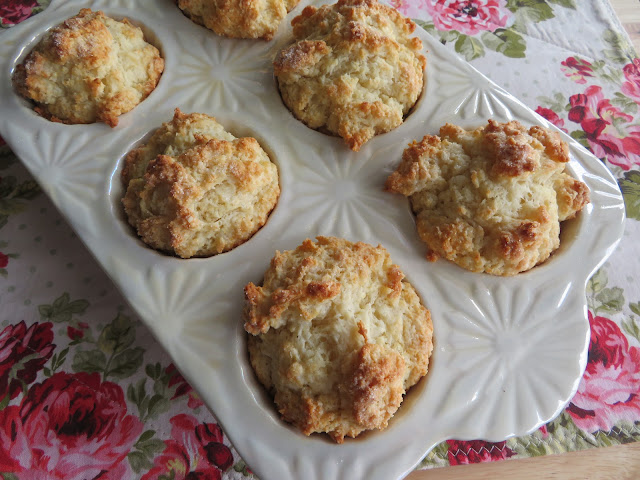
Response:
[274, 0, 425, 151]
[176, 0, 300, 40]
[386, 120, 590, 275]
[122, 109, 280, 258]
[13, 9, 164, 127]
[244, 236, 434, 442]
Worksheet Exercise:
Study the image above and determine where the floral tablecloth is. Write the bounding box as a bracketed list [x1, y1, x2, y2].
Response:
[1, 0, 639, 478]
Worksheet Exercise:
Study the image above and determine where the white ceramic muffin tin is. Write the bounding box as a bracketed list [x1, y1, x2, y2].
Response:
[0, 1, 626, 479]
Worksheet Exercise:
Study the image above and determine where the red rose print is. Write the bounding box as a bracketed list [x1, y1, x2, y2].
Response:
[0, 252, 8, 268]
[0, 321, 54, 401]
[568, 85, 640, 170]
[142, 414, 233, 479]
[0, 371, 143, 478]
[535, 107, 568, 133]
[422, 0, 512, 36]
[561, 57, 594, 84]
[166, 363, 204, 409]
[446, 439, 515, 465]
[67, 326, 84, 340]
[621, 58, 640, 104]
[567, 312, 640, 432]
[0, 0, 38, 25]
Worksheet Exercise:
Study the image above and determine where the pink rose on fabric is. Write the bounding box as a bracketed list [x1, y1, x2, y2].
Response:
[166, 363, 205, 409]
[423, 0, 512, 36]
[142, 414, 233, 479]
[621, 58, 640, 103]
[0, 321, 54, 402]
[535, 107, 568, 133]
[0, 371, 143, 478]
[0, 252, 8, 268]
[446, 439, 515, 465]
[0, 0, 38, 25]
[568, 85, 640, 170]
[567, 312, 640, 432]
[561, 57, 594, 84]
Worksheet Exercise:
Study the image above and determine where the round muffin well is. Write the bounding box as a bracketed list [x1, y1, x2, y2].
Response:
[121, 109, 280, 258]
[176, 0, 301, 40]
[244, 236, 434, 443]
[274, 0, 426, 152]
[12, 9, 164, 127]
[385, 120, 591, 275]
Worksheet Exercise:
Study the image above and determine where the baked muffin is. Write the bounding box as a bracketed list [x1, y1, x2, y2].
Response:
[13, 9, 164, 127]
[274, 0, 425, 151]
[244, 236, 434, 443]
[386, 120, 590, 276]
[176, 0, 300, 40]
[122, 109, 280, 258]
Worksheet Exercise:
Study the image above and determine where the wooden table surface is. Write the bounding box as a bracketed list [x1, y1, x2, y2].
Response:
[405, 1, 640, 478]
[406, 442, 640, 479]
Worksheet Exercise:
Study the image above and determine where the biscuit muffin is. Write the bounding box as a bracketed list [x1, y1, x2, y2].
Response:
[244, 236, 434, 443]
[274, 0, 425, 151]
[176, 0, 300, 40]
[122, 109, 280, 258]
[13, 9, 164, 127]
[386, 120, 590, 276]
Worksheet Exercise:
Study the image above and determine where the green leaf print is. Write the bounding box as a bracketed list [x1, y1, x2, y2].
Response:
[481, 29, 526, 58]
[587, 268, 608, 297]
[602, 29, 636, 65]
[233, 459, 255, 477]
[127, 363, 176, 421]
[622, 315, 640, 343]
[507, 428, 557, 457]
[514, 414, 640, 457]
[98, 313, 136, 355]
[586, 268, 625, 315]
[128, 429, 165, 473]
[45, 347, 69, 376]
[0, 176, 41, 229]
[569, 130, 590, 150]
[620, 170, 640, 221]
[508, 0, 554, 25]
[38, 293, 89, 323]
[106, 347, 145, 380]
[418, 440, 450, 468]
[595, 287, 625, 315]
[414, 19, 434, 34]
[69, 311, 144, 380]
[537, 92, 570, 113]
[455, 35, 485, 61]
[547, 0, 576, 7]
[72, 349, 107, 374]
[611, 92, 639, 115]
[127, 451, 152, 474]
